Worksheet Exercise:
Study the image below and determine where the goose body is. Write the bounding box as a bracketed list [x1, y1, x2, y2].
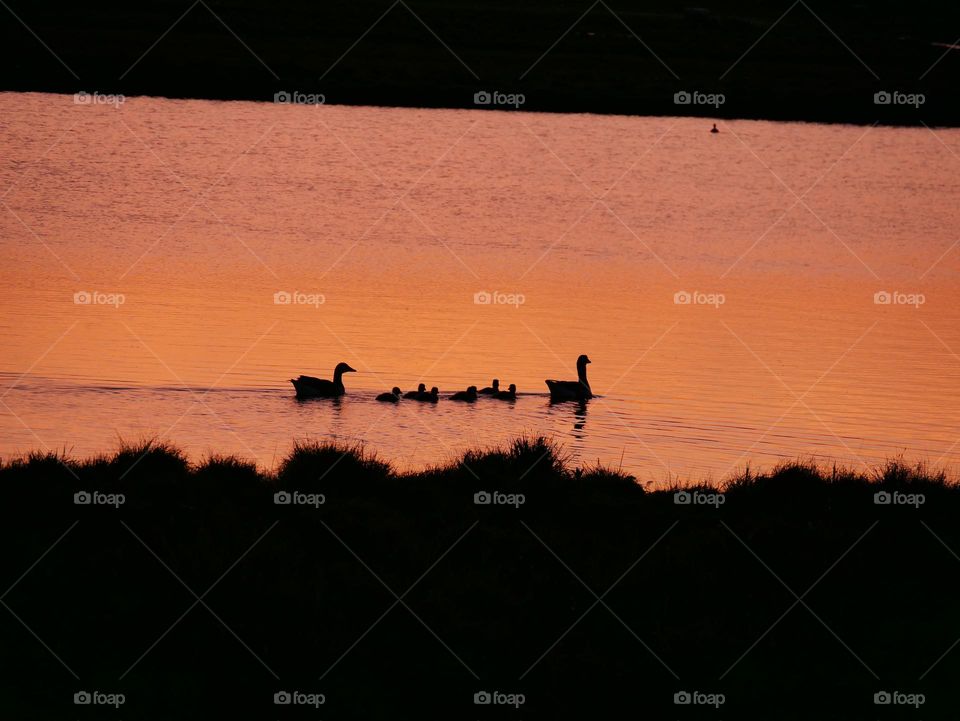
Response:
[495, 383, 517, 401]
[403, 383, 426, 399]
[291, 362, 356, 399]
[450, 386, 478, 402]
[376, 387, 402, 403]
[545, 355, 593, 401]
[478, 379, 500, 395]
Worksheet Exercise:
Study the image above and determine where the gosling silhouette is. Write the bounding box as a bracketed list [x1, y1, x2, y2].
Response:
[416, 386, 439, 403]
[403, 383, 426, 399]
[478, 379, 500, 395]
[494, 383, 517, 400]
[376, 387, 402, 403]
[545, 355, 593, 401]
[450, 386, 478, 402]
[710, 123, 719, 134]
[291, 362, 356, 399]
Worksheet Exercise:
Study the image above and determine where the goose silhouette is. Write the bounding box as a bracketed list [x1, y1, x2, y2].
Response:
[376, 387, 402, 403]
[403, 383, 426, 399]
[545, 355, 592, 401]
[291, 362, 356, 399]
[478, 379, 500, 395]
[450, 386, 478, 402]
[415, 386, 440, 403]
[495, 383, 517, 400]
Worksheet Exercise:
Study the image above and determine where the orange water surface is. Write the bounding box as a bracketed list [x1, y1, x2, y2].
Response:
[1, 92, 958, 481]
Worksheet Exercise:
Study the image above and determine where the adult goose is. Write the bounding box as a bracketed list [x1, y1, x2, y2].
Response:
[478, 379, 500, 395]
[291, 362, 357, 399]
[545, 355, 593, 401]
[450, 386, 478, 402]
[376, 387, 402, 403]
[403, 383, 426, 399]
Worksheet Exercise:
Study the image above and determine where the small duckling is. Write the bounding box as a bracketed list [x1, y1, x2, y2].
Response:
[478, 379, 500, 395]
[403, 383, 426, 399]
[450, 385, 478, 402]
[376, 387, 402, 403]
[494, 383, 517, 400]
[417, 386, 439, 403]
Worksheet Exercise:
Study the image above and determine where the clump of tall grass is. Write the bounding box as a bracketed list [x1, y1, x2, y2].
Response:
[275, 439, 393, 496]
[0, 438, 955, 512]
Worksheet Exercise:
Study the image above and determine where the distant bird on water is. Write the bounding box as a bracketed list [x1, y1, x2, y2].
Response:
[403, 383, 426, 399]
[450, 386, 478, 402]
[291, 362, 356, 399]
[710, 123, 719, 133]
[495, 383, 517, 401]
[479, 379, 500, 395]
[545, 355, 593, 401]
[376, 387, 402, 403]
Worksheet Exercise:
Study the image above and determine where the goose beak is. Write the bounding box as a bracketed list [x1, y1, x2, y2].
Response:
[345, 365, 357, 373]
[584, 357, 591, 364]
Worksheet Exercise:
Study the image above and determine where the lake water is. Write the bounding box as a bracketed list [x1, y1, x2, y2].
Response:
[1, 92, 958, 482]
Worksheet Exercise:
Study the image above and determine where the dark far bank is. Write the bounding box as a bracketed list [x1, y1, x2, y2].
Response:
[2, 0, 958, 125]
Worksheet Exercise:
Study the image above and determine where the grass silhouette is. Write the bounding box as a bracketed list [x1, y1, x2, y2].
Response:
[1, 437, 957, 719]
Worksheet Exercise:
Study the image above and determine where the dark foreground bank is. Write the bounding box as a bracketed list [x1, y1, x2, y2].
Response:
[2, 0, 958, 126]
[0, 437, 957, 719]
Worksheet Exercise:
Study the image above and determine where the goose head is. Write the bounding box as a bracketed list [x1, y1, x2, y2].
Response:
[492, 379, 500, 389]
[334, 362, 357, 375]
[417, 383, 426, 393]
[429, 386, 439, 396]
[391, 387, 401, 395]
[508, 384, 516, 393]
[576, 355, 592, 387]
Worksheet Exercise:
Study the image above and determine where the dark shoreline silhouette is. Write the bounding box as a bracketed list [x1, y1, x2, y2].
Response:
[3, 0, 958, 127]
[2, 436, 958, 718]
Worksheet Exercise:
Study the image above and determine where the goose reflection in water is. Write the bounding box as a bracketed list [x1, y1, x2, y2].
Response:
[548, 398, 589, 454]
